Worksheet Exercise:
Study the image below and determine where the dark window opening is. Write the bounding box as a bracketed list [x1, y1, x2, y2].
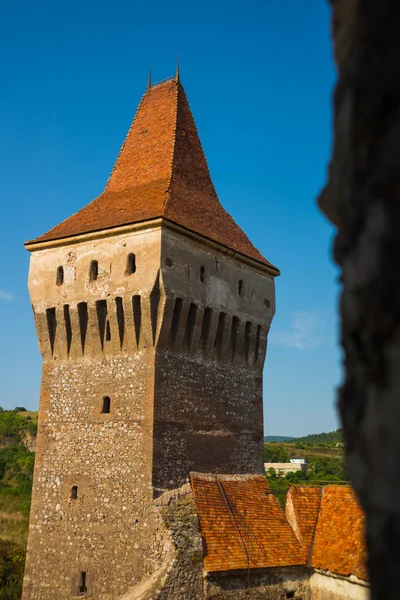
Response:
[230, 316, 240, 361]
[79, 572, 87, 595]
[105, 320, 111, 341]
[201, 307, 213, 352]
[264, 298, 271, 308]
[46, 307, 57, 355]
[244, 321, 252, 364]
[255, 324, 262, 363]
[165, 258, 173, 267]
[169, 298, 183, 346]
[89, 260, 98, 282]
[214, 312, 226, 358]
[56, 266, 64, 286]
[200, 265, 206, 283]
[125, 253, 136, 275]
[286, 592, 295, 599]
[238, 280, 244, 297]
[71, 485, 78, 500]
[102, 396, 111, 414]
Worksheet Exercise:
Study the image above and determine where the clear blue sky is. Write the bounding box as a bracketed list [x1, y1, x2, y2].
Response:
[0, 0, 340, 436]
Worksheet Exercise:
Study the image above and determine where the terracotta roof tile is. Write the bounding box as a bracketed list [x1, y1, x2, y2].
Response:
[285, 486, 322, 557]
[28, 79, 278, 272]
[190, 473, 306, 573]
[311, 485, 367, 580]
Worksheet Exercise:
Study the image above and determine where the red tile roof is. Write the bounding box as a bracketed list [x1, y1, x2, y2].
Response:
[285, 486, 322, 558]
[190, 473, 306, 573]
[311, 486, 367, 581]
[27, 79, 278, 272]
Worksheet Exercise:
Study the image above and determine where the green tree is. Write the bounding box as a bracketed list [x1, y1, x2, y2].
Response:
[264, 444, 290, 463]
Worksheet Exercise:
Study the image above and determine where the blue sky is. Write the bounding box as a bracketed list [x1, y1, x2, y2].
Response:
[0, 0, 340, 436]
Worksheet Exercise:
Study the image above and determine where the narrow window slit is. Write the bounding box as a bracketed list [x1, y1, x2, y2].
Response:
[214, 312, 226, 358]
[77, 302, 88, 353]
[105, 320, 111, 341]
[89, 260, 98, 282]
[169, 298, 183, 346]
[63, 305, 72, 355]
[238, 279, 244, 298]
[132, 295, 142, 346]
[150, 273, 161, 345]
[96, 300, 108, 349]
[115, 297, 125, 348]
[200, 308, 212, 352]
[125, 253, 136, 275]
[200, 265, 206, 283]
[244, 321, 252, 363]
[79, 571, 87, 595]
[46, 307, 57, 355]
[255, 325, 262, 362]
[230, 316, 240, 361]
[184, 303, 198, 350]
[71, 485, 78, 500]
[102, 396, 111, 414]
[56, 266, 64, 286]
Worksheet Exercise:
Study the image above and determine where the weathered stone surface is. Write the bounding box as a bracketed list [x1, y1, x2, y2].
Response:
[23, 220, 275, 599]
[319, 1, 400, 598]
[204, 567, 311, 600]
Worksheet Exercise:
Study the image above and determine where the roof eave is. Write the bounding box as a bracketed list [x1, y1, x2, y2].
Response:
[25, 217, 280, 277]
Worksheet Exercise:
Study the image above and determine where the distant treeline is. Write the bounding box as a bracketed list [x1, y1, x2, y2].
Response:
[265, 429, 343, 447]
[292, 429, 342, 446]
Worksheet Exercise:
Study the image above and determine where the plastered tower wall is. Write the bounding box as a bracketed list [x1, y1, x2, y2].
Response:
[153, 227, 275, 491]
[23, 225, 171, 599]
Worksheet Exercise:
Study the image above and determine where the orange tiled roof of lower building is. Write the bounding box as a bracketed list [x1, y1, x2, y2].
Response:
[190, 473, 306, 573]
[27, 79, 278, 273]
[311, 485, 368, 581]
[285, 485, 322, 557]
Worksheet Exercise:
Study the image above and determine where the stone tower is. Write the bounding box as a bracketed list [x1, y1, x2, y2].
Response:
[23, 75, 279, 599]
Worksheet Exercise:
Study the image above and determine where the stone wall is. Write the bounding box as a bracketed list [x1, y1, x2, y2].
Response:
[318, 1, 400, 598]
[23, 225, 166, 599]
[204, 568, 311, 599]
[22, 352, 170, 599]
[310, 572, 369, 600]
[23, 221, 276, 598]
[152, 227, 274, 492]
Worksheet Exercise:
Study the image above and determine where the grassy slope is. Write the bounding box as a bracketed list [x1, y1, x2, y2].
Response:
[0, 410, 37, 600]
[264, 440, 347, 508]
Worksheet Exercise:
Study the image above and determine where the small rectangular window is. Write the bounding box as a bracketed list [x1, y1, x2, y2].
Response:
[71, 485, 78, 500]
[102, 396, 111, 414]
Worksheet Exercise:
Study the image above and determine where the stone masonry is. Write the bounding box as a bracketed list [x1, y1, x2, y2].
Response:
[22, 76, 278, 598]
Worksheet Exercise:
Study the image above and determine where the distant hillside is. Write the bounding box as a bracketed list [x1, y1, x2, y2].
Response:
[291, 429, 343, 446]
[263, 436, 295, 442]
[0, 408, 37, 599]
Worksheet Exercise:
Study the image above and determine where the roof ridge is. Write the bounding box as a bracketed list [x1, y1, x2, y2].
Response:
[162, 80, 180, 213]
[104, 89, 147, 192]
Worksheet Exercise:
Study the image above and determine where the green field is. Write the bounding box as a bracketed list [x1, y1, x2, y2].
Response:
[0, 409, 37, 600]
[264, 439, 348, 507]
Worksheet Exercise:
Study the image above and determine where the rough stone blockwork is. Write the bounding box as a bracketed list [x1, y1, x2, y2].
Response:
[319, 1, 400, 598]
[23, 75, 277, 598]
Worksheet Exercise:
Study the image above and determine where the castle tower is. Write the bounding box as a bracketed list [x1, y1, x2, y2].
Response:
[23, 77, 279, 599]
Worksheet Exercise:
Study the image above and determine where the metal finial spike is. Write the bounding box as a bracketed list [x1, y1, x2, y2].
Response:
[147, 67, 152, 90]
[175, 54, 180, 82]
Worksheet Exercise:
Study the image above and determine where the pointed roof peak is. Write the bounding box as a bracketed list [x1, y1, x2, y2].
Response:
[27, 78, 278, 273]
[175, 54, 180, 82]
